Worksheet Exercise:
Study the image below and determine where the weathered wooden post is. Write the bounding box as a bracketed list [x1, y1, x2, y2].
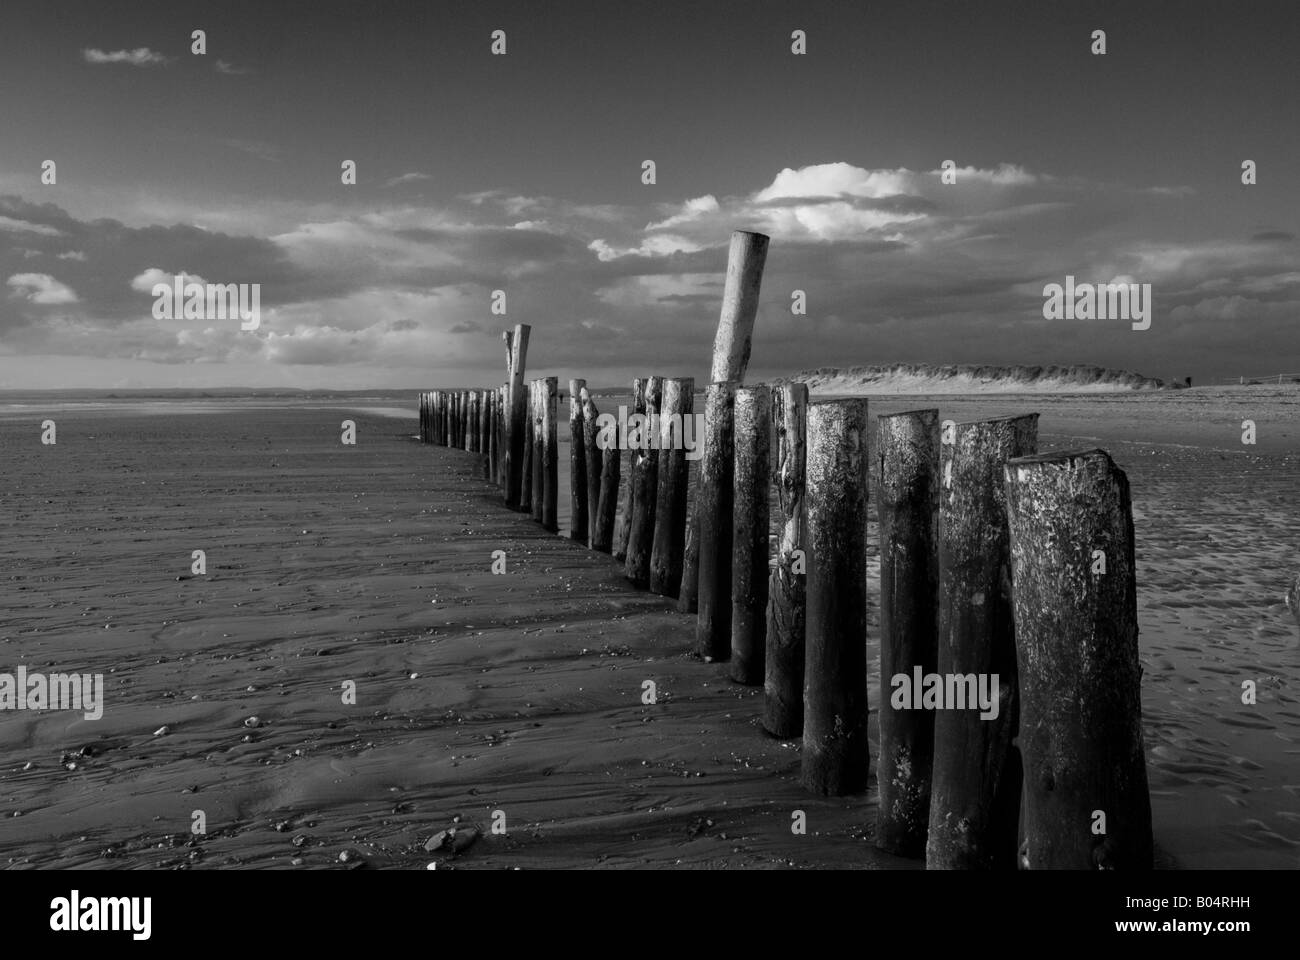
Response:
[802, 398, 871, 796]
[764, 382, 807, 738]
[875, 408, 941, 858]
[1004, 449, 1153, 870]
[569, 379, 588, 542]
[926, 413, 1037, 870]
[481, 390, 493, 479]
[520, 383, 534, 514]
[709, 231, 770, 384]
[457, 391, 465, 449]
[503, 325, 530, 509]
[497, 384, 507, 485]
[731, 385, 771, 685]
[469, 391, 479, 453]
[442, 392, 451, 447]
[695, 381, 738, 662]
[541, 376, 559, 533]
[429, 392, 438, 444]
[612, 378, 645, 563]
[649, 377, 693, 597]
[592, 405, 620, 553]
[677, 501, 700, 613]
[626, 375, 663, 586]
[463, 390, 473, 451]
[580, 387, 604, 548]
[530, 381, 545, 523]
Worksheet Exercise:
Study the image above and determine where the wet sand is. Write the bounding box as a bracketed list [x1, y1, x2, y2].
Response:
[0, 387, 1296, 869]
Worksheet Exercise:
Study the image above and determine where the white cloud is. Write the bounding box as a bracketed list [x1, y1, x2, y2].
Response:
[0, 216, 62, 236]
[82, 47, 170, 67]
[7, 272, 79, 304]
[588, 234, 704, 261]
[129, 268, 209, 293]
[646, 195, 719, 231]
[57, 250, 87, 261]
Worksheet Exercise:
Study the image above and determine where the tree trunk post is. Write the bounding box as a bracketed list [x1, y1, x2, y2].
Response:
[926, 413, 1037, 870]
[875, 408, 941, 858]
[695, 381, 738, 662]
[801, 398, 871, 796]
[763, 381, 807, 738]
[1004, 448, 1153, 870]
[649, 377, 693, 597]
[569, 379, 589, 542]
[731, 384, 771, 685]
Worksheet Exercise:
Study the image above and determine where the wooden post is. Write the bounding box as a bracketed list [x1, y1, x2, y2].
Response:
[695, 381, 737, 662]
[1004, 449, 1153, 870]
[709, 231, 770, 384]
[520, 382, 534, 514]
[580, 387, 604, 549]
[926, 413, 1037, 870]
[531, 380, 545, 524]
[469, 391, 479, 453]
[802, 398, 871, 796]
[463, 390, 472, 451]
[678, 499, 699, 613]
[612, 378, 645, 562]
[569, 379, 589, 542]
[731, 385, 771, 685]
[442, 392, 450, 447]
[541, 376, 558, 533]
[592, 401, 620, 553]
[503, 325, 530, 509]
[875, 408, 941, 858]
[497, 384, 508, 485]
[764, 382, 807, 737]
[626, 375, 662, 586]
[449, 393, 457, 448]
[649, 377, 693, 597]
[481, 391, 493, 479]
[486, 389, 497, 480]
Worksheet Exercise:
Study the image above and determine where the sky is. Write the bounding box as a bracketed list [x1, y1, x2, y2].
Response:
[0, 0, 1296, 389]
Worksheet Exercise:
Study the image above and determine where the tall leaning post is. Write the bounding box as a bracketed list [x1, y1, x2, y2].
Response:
[569, 379, 589, 542]
[764, 382, 807, 738]
[612, 377, 645, 563]
[731, 384, 771, 685]
[695, 380, 738, 662]
[580, 387, 604, 549]
[875, 408, 941, 858]
[926, 413, 1037, 870]
[649, 377, 693, 597]
[1004, 449, 1153, 870]
[503, 325, 531, 509]
[626, 375, 663, 587]
[801, 398, 871, 796]
[541, 376, 559, 533]
[680, 230, 769, 608]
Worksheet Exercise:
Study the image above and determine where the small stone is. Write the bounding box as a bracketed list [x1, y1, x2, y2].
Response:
[153, 726, 170, 737]
[243, 716, 261, 728]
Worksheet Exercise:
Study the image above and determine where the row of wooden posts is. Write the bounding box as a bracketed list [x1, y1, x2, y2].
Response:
[416, 231, 1152, 870]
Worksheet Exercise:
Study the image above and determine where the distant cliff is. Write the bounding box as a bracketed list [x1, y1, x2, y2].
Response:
[772, 363, 1179, 394]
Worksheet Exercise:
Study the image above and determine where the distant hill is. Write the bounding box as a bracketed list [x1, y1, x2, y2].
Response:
[771, 362, 1180, 394]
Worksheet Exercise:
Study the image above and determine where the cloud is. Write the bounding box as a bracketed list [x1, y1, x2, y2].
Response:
[215, 59, 252, 75]
[82, 47, 170, 67]
[57, 250, 87, 261]
[0, 216, 62, 236]
[218, 138, 280, 162]
[129, 268, 209, 293]
[646, 195, 719, 231]
[7, 272, 79, 304]
[384, 172, 433, 188]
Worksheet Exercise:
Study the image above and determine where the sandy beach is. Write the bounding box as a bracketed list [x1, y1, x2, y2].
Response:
[0, 387, 1296, 869]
